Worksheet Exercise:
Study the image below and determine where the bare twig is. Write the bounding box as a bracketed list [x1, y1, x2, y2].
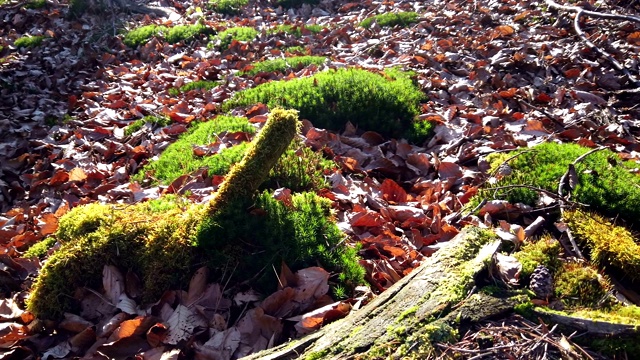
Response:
[544, 0, 640, 86]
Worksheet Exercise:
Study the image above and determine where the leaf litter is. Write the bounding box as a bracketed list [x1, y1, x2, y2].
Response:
[1, 0, 639, 357]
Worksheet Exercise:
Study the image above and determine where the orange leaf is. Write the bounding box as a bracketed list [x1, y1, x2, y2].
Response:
[48, 170, 69, 186]
[381, 179, 407, 203]
[69, 167, 87, 182]
[495, 25, 514, 36]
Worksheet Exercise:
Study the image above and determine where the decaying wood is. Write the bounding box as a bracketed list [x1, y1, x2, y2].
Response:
[244, 227, 505, 359]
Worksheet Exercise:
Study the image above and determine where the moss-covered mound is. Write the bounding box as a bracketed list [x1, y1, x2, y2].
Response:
[224, 68, 430, 142]
[513, 235, 562, 281]
[123, 23, 211, 47]
[209, 0, 248, 14]
[487, 142, 640, 223]
[213, 26, 258, 50]
[564, 209, 640, 281]
[134, 114, 334, 190]
[27, 200, 202, 319]
[240, 56, 326, 76]
[133, 115, 255, 185]
[27, 109, 363, 319]
[360, 12, 419, 29]
[168, 80, 218, 96]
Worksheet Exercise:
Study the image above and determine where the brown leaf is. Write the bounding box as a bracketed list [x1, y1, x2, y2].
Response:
[187, 266, 209, 306]
[380, 179, 407, 204]
[103, 265, 124, 305]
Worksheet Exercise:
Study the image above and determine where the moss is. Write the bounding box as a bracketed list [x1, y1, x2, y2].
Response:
[133, 115, 255, 185]
[124, 115, 171, 136]
[360, 12, 419, 29]
[124, 23, 211, 47]
[22, 236, 57, 259]
[554, 261, 610, 308]
[513, 235, 562, 280]
[164, 23, 210, 44]
[514, 300, 535, 318]
[214, 26, 258, 50]
[240, 56, 326, 77]
[123, 25, 161, 47]
[486, 142, 640, 223]
[304, 349, 329, 360]
[27, 201, 201, 319]
[209, 0, 248, 14]
[24, 0, 47, 9]
[168, 80, 218, 96]
[224, 68, 430, 142]
[564, 209, 640, 282]
[14, 35, 45, 48]
[397, 305, 419, 322]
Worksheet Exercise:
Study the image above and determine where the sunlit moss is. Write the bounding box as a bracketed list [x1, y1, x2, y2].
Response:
[564, 209, 640, 281]
[554, 261, 611, 308]
[360, 12, 418, 29]
[14, 35, 45, 48]
[513, 234, 562, 280]
[240, 56, 326, 76]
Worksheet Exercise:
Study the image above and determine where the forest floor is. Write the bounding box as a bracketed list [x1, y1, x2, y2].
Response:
[1, 0, 640, 358]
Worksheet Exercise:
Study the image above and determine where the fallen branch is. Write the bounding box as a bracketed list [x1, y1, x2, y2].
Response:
[544, 0, 640, 86]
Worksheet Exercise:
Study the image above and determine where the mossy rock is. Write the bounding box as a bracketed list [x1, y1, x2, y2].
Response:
[27, 109, 364, 319]
[486, 142, 640, 224]
[224, 68, 431, 142]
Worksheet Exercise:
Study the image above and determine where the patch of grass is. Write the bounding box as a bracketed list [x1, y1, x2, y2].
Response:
[124, 115, 171, 136]
[168, 80, 219, 96]
[360, 11, 419, 29]
[240, 56, 325, 76]
[14, 35, 45, 48]
[133, 115, 255, 185]
[124, 23, 211, 47]
[563, 209, 640, 282]
[485, 142, 640, 223]
[209, 0, 248, 14]
[224, 68, 430, 142]
[270, 24, 323, 37]
[214, 26, 258, 50]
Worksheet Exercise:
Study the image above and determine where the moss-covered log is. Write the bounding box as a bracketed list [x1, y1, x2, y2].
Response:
[242, 227, 505, 359]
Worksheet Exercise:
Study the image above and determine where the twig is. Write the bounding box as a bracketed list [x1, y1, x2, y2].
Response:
[544, 0, 640, 86]
[517, 98, 565, 127]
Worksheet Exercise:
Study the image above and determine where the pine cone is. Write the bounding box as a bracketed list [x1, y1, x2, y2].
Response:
[530, 265, 553, 299]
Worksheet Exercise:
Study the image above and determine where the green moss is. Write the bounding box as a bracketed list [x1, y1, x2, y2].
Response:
[123, 25, 161, 47]
[164, 23, 210, 44]
[27, 201, 201, 319]
[209, 0, 248, 14]
[240, 56, 326, 77]
[270, 24, 323, 37]
[14, 35, 45, 48]
[197, 191, 365, 292]
[124, 115, 171, 136]
[168, 80, 218, 96]
[214, 26, 258, 50]
[124, 23, 211, 47]
[360, 12, 419, 29]
[304, 349, 329, 360]
[514, 300, 535, 318]
[486, 142, 640, 222]
[133, 115, 255, 185]
[224, 68, 430, 142]
[564, 209, 640, 281]
[554, 261, 610, 308]
[513, 235, 562, 280]
[23, 236, 57, 259]
[24, 0, 47, 9]
[397, 306, 419, 322]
